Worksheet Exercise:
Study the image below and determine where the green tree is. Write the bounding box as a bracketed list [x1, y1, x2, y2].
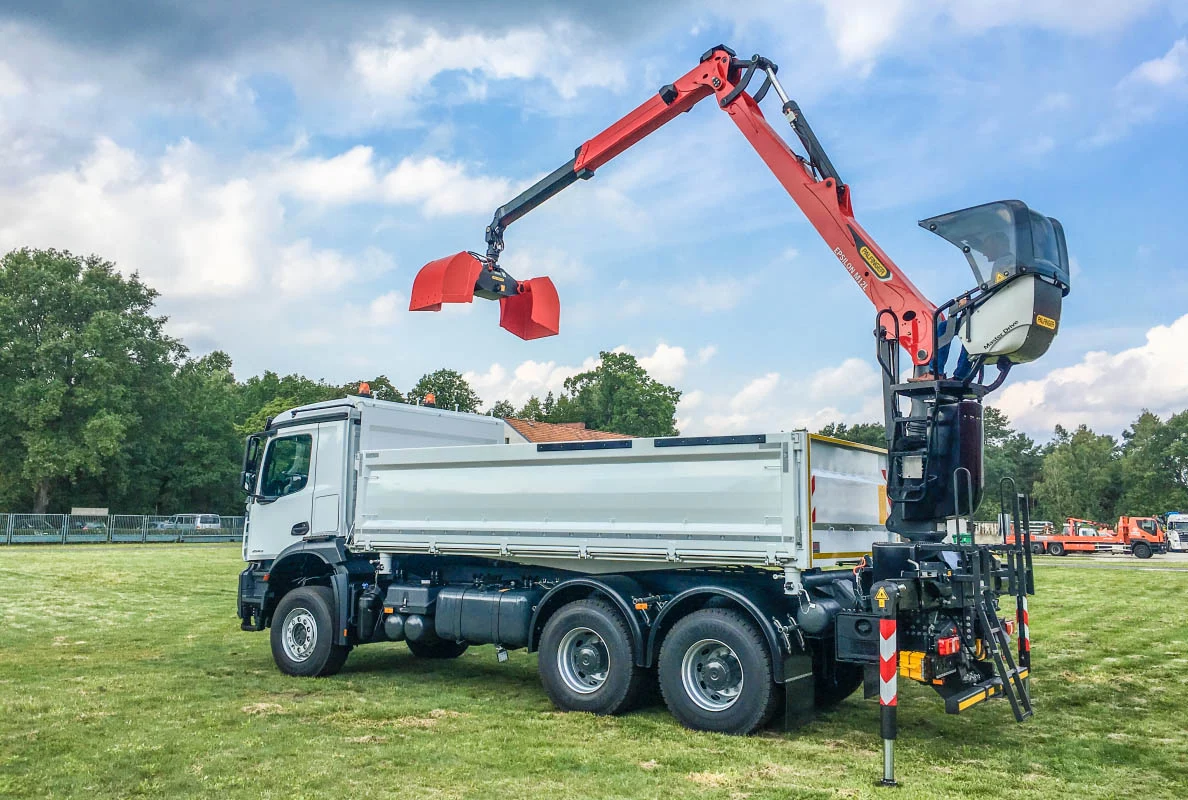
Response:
[542, 391, 557, 420]
[1118, 410, 1188, 514]
[342, 375, 403, 403]
[516, 396, 544, 421]
[489, 400, 516, 419]
[152, 352, 243, 514]
[0, 249, 184, 512]
[555, 351, 680, 437]
[236, 371, 341, 419]
[817, 422, 887, 448]
[978, 407, 1043, 519]
[1032, 424, 1122, 523]
[408, 369, 481, 413]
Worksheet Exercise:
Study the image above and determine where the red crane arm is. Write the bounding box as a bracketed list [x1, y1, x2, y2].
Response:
[411, 46, 938, 364]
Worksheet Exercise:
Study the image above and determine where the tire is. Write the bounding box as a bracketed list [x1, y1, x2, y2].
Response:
[815, 659, 864, 708]
[658, 608, 779, 735]
[270, 586, 350, 677]
[1132, 542, 1152, 560]
[538, 599, 646, 716]
[1047, 541, 1065, 557]
[406, 639, 469, 659]
[1030, 542, 1044, 555]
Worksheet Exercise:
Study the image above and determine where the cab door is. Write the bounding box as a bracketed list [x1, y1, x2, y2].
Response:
[244, 424, 319, 561]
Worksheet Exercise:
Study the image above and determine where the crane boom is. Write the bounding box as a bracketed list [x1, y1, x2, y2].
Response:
[412, 45, 938, 364]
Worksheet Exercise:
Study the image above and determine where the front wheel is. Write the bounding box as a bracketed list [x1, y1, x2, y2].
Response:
[1030, 542, 1044, 555]
[1047, 541, 1066, 557]
[658, 608, 779, 734]
[1132, 541, 1153, 559]
[270, 586, 350, 677]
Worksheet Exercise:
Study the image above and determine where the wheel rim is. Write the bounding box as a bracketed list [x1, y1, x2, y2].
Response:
[682, 638, 744, 711]
[557, 626, 610, 694]
[282, 607, 317, 662]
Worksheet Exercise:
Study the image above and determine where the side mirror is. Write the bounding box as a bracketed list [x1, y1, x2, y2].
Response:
[241, 434, 263, 495]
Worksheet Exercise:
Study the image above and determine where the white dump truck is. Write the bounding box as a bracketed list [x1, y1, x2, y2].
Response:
[238, 395, 1031, 742]
[239, 41, 1069, 783]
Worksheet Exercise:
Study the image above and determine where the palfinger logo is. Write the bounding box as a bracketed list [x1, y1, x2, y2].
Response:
[859, 245, 891, 281]
[849, 226, 893, 282]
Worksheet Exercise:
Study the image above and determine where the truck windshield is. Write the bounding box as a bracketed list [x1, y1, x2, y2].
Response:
[261, 434, 313, 498]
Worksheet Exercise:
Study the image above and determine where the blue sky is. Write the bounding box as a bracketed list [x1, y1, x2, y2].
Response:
[1, 1, 1186, 438]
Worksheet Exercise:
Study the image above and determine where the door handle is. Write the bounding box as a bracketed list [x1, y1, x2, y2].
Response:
[291, 522, 310, 537]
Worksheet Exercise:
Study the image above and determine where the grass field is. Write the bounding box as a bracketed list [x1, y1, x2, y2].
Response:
[2, 546, 1187, 800]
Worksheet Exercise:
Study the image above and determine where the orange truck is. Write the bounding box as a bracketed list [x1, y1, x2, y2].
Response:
[1017, 517, 1168, 559]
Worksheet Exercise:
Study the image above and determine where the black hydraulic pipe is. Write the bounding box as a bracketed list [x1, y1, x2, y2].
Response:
[485, 158, 587, 258]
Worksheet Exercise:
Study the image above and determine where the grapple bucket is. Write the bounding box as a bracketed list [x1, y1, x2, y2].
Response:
[499, 277, 560, 340]
[408, 252, 484, 312]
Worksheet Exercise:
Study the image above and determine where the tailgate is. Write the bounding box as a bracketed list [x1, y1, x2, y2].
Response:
[808, 434, 892, 567]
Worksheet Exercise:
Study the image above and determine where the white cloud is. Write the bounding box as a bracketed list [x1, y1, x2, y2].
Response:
[808, 357, 880, 400]
[697, 345, 718, 364]
[274, 146, 511, 216]
[274, 145, 380, 205]
[462, 342, 695, 411]
[683, 358, 884, 436]
[464, 356, 601, 409]
[637, 343, 689, 384]
[730, 373, 781, 412]
[679, 389, 705, 411]
[1126, 37, 1187, 87]
[995, 313, 1188, 435]
[382, 155, 511, 216]
[817, 0, 909, 75]
[783, 0, 1166, 79]
[0, 138, 267, 297]
[0, 60, 27, 97]
[353, 23, 626, 104]
[1087, 37, 1188, 146]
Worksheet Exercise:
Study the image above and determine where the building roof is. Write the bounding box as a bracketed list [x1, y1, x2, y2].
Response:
[504, 418, 633, 443]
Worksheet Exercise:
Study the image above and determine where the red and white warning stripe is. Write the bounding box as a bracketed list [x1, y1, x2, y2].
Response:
[1019, 596, 1030, 654]
[879, 618, 898, 706]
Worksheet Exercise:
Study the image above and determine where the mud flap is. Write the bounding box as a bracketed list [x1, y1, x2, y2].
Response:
[782, 654, 816, 730]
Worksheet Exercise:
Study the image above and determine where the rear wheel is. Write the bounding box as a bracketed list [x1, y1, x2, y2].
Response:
[1132, 541, 1153, 559]
[538, 599, 646, 716]
[1047, 541, 1065, 556]
[270, 586, 350, 677]
[1030, 542, 1044, 555]
[407, 639, 469, 659]
[658, 608, 779, 734]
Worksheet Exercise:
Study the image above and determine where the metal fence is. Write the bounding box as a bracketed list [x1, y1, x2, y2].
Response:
[0, 513, 244, 544]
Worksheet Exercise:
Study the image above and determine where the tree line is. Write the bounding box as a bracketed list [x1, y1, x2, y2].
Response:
[820, 408, 1188, 523]
[0, 249, 681, 515]
[3, 248, 1184, 523]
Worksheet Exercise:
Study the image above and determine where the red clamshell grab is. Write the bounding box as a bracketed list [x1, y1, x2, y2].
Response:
[499, 277, 560, 340]
[408, 252, 484, 312]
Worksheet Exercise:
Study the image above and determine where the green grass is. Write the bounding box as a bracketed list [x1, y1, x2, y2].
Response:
[1, 546, 1186, 800]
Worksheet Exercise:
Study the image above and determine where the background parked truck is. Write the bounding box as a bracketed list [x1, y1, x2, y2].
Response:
[1016, 516, 1167, 558]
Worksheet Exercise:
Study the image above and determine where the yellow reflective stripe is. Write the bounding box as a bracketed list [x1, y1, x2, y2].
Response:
[814, 551, 874, 560]
[808, 433, 887, 454]
[958, 690, 988, 711]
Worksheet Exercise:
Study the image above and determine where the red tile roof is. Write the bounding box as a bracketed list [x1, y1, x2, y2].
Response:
[504, 418, 633, 443]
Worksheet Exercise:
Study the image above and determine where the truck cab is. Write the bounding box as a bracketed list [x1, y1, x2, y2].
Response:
[1166, 513, 1188, 552]
[239, 396, 506, 562]
[1115, 516, 1168, 556]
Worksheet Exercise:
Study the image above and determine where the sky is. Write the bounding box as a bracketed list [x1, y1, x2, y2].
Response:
[1, 1, 1187, 440]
